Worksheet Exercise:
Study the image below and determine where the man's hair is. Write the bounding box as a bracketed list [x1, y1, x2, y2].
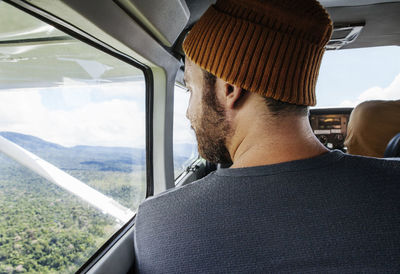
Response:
[202, 70, 308, 117]
[202, 69, 224, 114]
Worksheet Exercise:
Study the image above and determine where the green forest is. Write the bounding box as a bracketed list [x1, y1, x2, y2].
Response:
[0, 132, 146, 273]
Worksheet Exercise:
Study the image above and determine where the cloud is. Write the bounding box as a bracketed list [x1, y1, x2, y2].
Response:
[340, 73, 400, 107]
[0, 80, 198, 149]
[0, 81, 146, 148]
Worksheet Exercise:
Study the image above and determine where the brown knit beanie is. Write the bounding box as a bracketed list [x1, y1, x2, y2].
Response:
[183, 0, 333, 106]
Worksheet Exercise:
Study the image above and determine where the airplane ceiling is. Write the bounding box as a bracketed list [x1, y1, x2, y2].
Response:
[182, 0, 400, 50]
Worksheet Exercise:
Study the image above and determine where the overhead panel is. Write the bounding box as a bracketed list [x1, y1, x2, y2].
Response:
[327, 2, 400, 49]
[115, 0, 190, 47]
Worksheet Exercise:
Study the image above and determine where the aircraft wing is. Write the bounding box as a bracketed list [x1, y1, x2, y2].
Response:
[0, 135, 134, 223]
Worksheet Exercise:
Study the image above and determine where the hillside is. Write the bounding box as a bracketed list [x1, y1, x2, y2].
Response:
[0, 131, 145, 172]
[0, 131, 196, 173]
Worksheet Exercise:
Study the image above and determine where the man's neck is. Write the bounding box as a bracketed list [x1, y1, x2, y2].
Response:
[228, 116, 329, 168]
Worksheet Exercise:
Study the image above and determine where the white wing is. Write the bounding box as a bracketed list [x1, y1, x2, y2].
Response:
[0, 136, 134, 223]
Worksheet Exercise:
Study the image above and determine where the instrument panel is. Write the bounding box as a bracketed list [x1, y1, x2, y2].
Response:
[309, 108, 353, 151]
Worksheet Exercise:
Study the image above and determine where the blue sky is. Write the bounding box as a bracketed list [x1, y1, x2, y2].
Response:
[316, 46, 400, 107]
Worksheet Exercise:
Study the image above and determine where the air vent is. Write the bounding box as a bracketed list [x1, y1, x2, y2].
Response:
[326, 24, 364, 50]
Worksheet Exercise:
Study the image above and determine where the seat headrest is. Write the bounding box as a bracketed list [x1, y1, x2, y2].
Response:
[384, 133, 400, 158]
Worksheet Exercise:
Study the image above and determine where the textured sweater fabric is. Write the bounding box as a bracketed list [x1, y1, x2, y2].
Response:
[134, 151, 400, 273]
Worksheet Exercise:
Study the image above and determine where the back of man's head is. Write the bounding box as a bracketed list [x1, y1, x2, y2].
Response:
[183, 0, 332, 108]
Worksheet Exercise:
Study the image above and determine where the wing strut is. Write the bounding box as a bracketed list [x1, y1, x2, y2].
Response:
[0, 136, 134, 223]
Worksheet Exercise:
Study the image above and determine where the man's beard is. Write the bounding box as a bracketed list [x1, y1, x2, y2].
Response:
[193, 87, 233, 165]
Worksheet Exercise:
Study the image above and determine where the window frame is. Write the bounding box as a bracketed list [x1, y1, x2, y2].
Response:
[2, 0, 154, 271]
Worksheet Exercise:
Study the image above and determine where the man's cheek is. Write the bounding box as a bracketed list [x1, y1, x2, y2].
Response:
[186, 103, 193, 121]
[187, 99, 199, 119]
[188, 106, 202, 130]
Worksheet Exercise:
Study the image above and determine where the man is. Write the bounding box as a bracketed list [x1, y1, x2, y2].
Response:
[345, 100, 400, 158]
[134, 0, 400, 273]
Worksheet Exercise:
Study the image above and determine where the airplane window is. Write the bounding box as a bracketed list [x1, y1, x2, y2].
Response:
[310, 46, 399, 151]
[173, 84, 198, 178]
[0, 2, 146, 273]
[316, 46, 400, 107]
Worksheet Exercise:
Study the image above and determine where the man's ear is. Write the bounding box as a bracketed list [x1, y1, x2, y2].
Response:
[224, 83, 244, 110]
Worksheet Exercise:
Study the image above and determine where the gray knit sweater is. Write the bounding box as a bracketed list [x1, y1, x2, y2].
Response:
[134, 151, 400, 273]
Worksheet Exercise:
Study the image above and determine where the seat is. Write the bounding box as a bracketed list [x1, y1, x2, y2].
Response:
[384, 133, 400, 158]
